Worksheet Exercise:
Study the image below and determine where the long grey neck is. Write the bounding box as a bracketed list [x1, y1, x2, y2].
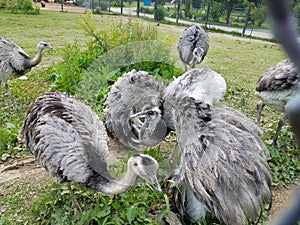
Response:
[88, 166, 138, 194]
[27, 48, 43, 68]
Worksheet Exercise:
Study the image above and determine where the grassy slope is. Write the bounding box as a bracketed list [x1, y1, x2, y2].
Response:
[0, 8, 298, 225]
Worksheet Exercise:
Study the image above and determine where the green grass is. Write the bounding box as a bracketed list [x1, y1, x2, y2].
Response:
[0, 8, 299, 225]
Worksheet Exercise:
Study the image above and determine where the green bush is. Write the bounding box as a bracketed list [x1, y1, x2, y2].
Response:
[5, 0, 40, 14]
[141, 6, 154, 14]
[50, 14, 180, 111]
[100, 0, 108, 10]
[154, 5, 165, 21]
[0, 122, 21, 162]
[210, 2, 225, 22]
[250, 6, 267, 27]
[49, 41, 100, 95]
[110, 0, 122, 7]
[293, 2, 300, 28]
[0, 0, 6, 8]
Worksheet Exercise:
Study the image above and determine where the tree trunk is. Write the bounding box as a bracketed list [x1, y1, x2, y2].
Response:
[176, 0, 181, 25]
[121, 0, 123, 14]
[137, 0, 140, 17]
[226, 4, 234, 24]
[242, 3, 252, 36]
[205, 1, 210, 28]
[185, 0, 191, 18]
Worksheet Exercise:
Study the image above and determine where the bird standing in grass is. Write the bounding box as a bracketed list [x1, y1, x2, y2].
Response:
[0, 37, 54, 107]
[177, 25, 209, 72]
[21, 92, 162, 194]
[169, 94, 272, 224]
[256, 59, 300, 146]
[132, 84, 271, 224]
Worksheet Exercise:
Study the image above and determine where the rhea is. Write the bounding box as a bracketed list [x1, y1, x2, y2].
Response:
[256, 58, 300, 146]
[168, 94, 271, 224]
[131, 68, 227, 146]
[0, 37, 54, 107]
[132, 87, 271, 224]
[177, 25, 209, 72]
[21, 92, 162, 194]
[104, 69, 167, 150]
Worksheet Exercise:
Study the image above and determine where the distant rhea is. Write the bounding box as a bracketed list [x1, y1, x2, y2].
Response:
[21, 92, 162, 194]
[169, 94, 272, 225]
[104, 69, 167, 150]
[0, 37, 54, 107]
[256, 59, 300, 146]
[177, 25, 209, 72]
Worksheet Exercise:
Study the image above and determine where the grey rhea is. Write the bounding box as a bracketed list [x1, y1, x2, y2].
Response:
[168, 94, 272, 225]
[177, 25, 209, 72]
[0, 37, 54, 107]
[256, 59, 300, 146]
[266, 1, 300, 224]
[132, 68, 227, 145]
[21, 92, 162, 194]
[104, 69, 167, 150]
[163, 68, 226, 131]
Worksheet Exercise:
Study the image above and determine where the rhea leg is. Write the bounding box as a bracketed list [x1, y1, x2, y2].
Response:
[273, 113, 288, 146]
[183, 62, 188, 72]
[256, 100, 265, 126]
[3, 82, 16, 108]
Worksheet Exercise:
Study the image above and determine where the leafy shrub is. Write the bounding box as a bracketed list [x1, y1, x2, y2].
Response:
[110, 0, 122, 7]
[94, 7, 101, 14]
[100, 0, 108, 10]
[50, 13, 180, 112]
[49, 41, 101, 95]
[250, 6, 267, 27]
[0, 0, 6, 8]
[210, 2, 225, 22]
[140, 6, 154, 14]
[293, 2, 300, 28]
[0, 122, 21, 162]
[154, 5, 165, 21]
[5, 0, 40, 14]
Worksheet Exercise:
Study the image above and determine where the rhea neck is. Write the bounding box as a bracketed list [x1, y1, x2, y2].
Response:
[26, 47, 44, 68]
[88, 163, 138, 194]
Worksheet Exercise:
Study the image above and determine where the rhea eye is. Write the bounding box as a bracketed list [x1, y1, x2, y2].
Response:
[134, 163, 138, 166]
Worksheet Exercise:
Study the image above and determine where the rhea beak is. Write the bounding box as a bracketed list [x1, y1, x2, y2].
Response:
[130, 107, 162, 141]
[48, 44, 55, 51]
[130, 107, 161, 119]
[146, 176, 162, 194]
[193, 47, 204, 63]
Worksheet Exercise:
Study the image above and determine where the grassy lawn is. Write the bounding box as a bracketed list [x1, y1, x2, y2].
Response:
[0, 8, 299, 225]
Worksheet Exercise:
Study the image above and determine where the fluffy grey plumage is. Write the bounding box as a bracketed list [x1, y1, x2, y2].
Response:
[104, 69, 167, 150]
[0, 37, 54, 106]
[132, 68, 226, 145]
[177, 25, 209, 72]
[21, 92, 162, 194]
[163, 68, 226, 131]
[168, 94, 271, 225]
[256, 59, 300, 145]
